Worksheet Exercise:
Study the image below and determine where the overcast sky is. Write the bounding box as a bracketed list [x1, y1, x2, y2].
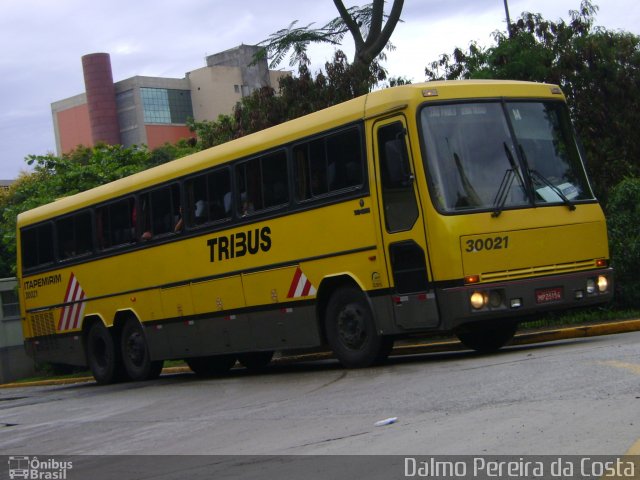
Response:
[0, 0, 637, 179]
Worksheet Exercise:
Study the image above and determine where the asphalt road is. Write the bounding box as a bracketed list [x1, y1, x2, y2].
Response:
[1, 330, 639, 479]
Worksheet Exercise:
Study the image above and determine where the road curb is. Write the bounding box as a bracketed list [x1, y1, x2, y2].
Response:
[2, 319, 639, 388]
[391, 319, 640, 357]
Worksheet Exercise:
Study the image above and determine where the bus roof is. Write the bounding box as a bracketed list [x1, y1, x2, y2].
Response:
[18, 80, 563, 226]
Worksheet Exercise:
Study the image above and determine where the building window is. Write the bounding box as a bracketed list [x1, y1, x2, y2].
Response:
[140, 88, 193, 124]
[1, 289, 19, 319]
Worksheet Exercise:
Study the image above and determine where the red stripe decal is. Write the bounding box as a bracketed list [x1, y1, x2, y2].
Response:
[287, 267, 302, 298]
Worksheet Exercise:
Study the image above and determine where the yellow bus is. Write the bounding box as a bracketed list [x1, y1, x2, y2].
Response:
[17, 80, 613, 384]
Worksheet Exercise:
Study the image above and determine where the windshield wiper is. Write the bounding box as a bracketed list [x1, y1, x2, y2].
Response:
[492, 169, 514, 217]
[529, 169, 576, 211]
[518, 145, 576, 211]
[492, 143, 524, 217]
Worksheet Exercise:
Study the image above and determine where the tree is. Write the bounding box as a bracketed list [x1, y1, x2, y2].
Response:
[257, 0, 404, 95]
[186, 50, 377, 148]
[147, 139, 199, 167]
[424, 1, 640, 201]
[0, 144, 156, 277]
[186, 116, 237, 150]
[606, 177, 640, 307]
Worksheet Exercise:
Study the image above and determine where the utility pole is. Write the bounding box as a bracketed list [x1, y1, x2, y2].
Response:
[503, 0, 512, 37]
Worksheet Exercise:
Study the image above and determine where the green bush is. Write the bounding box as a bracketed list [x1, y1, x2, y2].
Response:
[606, 177, 640, 307]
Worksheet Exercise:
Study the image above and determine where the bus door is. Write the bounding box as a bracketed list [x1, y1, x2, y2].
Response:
[373, 117, 439, 330]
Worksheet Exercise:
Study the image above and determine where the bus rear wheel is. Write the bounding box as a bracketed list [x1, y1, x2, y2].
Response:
[238, 351, 274, 370]
[186, 355, 237, 377]
[120, 320, 164, 381]
[456, 321, 518, 353]
[325, 286, 392, 368]
[86, 321, 123, 385]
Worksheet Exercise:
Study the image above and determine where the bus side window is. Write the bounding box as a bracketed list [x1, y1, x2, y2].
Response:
[185, 168, 231, 228]
[139, 184, 181, 239]
[294, 145, 311, 200]
[326, 128, 363, 191]
[236, 151, 288, 216]
[294, 127, 364, 202]
[309, 139, 328, 196]
[97, 198, 135, 249]
[295, 138, 328, 199]
[21, 223, 55, 270]
[57, 211, 93, 260]
[378, 121, 419, 232]
[262, 151, 288, 208]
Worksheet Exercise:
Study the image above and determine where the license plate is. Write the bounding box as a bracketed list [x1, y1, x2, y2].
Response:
[535, 287, 563, 304]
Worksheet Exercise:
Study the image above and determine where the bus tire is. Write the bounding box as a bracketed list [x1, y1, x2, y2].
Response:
[456, 321, 518, 353]
[86, 321, 123, 385]
[238, 351, 274, 371]
[325, 286, 391, 368]
[120, 320, 164, 381]
[186, 355, 236, 377]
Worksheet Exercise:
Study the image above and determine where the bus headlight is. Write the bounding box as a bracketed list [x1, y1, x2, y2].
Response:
[586, 279, 596, 294]
[470, 291, 486, 310]
[597, 275, 608, 293]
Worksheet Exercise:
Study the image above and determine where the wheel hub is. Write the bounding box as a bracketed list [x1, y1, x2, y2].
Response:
[126, 331, 145, 366]
[338, 304, 366, 349]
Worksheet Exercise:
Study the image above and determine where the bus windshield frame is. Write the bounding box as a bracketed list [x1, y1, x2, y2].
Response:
[419, 98, 595, 215]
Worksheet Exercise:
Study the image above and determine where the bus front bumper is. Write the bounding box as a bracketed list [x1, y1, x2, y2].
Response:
[437, 268, 614, 331]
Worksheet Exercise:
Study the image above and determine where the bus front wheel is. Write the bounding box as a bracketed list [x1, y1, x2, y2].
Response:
[186, 355, 237, 377]
[456, 321, 518, 353]
[86, 321, 123, 385]
[120, 320, 164, 381]
[325, 286, 392, 368]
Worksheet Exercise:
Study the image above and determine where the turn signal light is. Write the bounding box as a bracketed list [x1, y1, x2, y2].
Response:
[465, 275, 480, 284]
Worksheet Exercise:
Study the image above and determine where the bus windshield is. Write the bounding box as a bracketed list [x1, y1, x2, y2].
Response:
[420, 100, 594, 214]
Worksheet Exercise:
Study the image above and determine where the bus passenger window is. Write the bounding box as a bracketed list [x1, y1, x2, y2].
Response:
[294, 145, 311, 200]
[309, 139, 328, 196]
[185, 168, 231, 227]
[21, 223, 55, 269]
[326, 128, 363, 191]
[294, 127, 363, 202]
[57, 211, 93, 260]
[96, 198, 135, 249]
[262, 151, 288, 208]
[236, 151, 288, 216]
[139, 184, 181, 239]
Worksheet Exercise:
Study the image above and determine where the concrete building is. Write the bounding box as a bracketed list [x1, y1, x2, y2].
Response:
[52, 44, 288, 155]
[0, 278, 35, 384]
[0, 180, 13, 193]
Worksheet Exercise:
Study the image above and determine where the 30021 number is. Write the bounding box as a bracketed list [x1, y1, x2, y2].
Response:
[465, 236, 510, 253]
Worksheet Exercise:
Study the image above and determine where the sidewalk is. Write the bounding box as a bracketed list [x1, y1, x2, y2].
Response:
[3, 318, 640, 388]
